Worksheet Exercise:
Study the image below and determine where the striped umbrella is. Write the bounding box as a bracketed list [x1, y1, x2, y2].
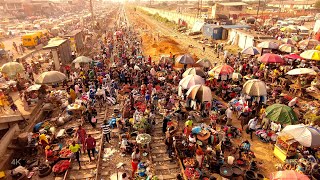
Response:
[241, 46, 260, 55]
[258, 53, 284, 64]
[196, 58, 212, 68]
[182, 67, 206, 77]
[257, 41, 279, 49]
[299, 39, 320, 49]
[208, 64, 234, 77]
[242, 79, 267, 96]
[281, 38, 295, 45]
[179, 75, 205, 89]
[35, 71, 67, 84]
[176, 54, 195, 64]
[279, 44, 297, 53]
[186, 85, 212, 102]
[300, 50, 320, 60]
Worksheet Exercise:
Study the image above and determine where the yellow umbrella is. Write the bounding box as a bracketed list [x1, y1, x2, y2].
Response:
[300, 50, 320, 61]
[315, 45, 320, 51]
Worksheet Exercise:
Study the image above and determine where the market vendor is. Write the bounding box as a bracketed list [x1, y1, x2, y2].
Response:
[39, 133, 49, 148]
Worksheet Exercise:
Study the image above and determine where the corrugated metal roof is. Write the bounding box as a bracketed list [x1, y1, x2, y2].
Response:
[43, 39, 67, 49]
[221, 25, 251, 29]
[217, 2, 248, 6]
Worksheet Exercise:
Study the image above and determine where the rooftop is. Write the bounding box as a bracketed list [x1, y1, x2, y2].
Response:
[217, 2, 248, 6]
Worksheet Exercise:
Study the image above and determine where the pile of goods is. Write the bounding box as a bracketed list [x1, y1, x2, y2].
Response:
[183, 158, 197, 167]
[52, 160, 71, 174]
[136, 134, 151, 144]
[59, 149, 73, 158]
[185, 167, 200, 179]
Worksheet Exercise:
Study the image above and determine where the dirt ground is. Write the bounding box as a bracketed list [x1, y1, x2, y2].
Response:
[126, 7, 280, 177]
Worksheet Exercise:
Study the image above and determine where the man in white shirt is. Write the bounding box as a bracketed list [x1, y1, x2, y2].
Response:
[225, 107, 233, 125]
[248, 117, 258, 140]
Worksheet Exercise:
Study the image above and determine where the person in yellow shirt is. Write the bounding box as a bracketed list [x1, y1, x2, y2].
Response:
[69, 141, 81, 169]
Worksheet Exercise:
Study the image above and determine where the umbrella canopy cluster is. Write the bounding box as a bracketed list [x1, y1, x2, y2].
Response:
[258, 41, 279, 49]
[72, 56, 92, 63]
[258, 53, 284, 64]
[182, 67, 205, 77]
[300, 50, 320, 60]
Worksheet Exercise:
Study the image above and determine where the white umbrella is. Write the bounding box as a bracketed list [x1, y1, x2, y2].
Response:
[35, 71, 66, 84]
[286, 68, 316, 75]
[182, 67, 205, 77]
[242, 79, 267, 96]
[282, 124, 320, 147]
[72, 56, 92, 63]
[241, 47, 260, 55]
[179, 75, 204, 89]
[186, 85, 212, 102]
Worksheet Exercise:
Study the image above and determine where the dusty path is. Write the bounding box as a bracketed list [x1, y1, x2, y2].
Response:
[126, 7, 240, 65]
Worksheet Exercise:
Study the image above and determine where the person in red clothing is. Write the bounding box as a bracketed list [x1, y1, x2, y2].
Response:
[76, 125, 87, 153]
[85, 135, 96, 161]
[148, 55, 152, 65]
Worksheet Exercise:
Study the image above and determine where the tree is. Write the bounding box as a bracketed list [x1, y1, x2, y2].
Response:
[315, 0, 320, 9]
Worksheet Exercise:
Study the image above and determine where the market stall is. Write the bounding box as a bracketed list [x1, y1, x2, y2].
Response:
[273, 134, 299, 162]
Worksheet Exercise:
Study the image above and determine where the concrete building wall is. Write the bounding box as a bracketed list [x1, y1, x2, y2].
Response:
[138, 6, 204, 28]
[0, 124, 19, 157]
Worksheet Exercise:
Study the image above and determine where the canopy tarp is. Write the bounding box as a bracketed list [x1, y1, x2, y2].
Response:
[192, 21, 205, 32]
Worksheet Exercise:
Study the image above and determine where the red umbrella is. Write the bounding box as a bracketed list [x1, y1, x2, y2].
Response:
[283, 54, 302, 60]
[258, 53, 284, 64]
[270, 170, 310, 180]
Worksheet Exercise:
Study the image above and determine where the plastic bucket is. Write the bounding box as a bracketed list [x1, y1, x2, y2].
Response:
[257, 173, 264, 180]
[220, 165, 233, 179]
[232, 166, 244, 177]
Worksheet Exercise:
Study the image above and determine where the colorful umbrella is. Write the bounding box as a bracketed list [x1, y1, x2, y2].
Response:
[113, 31, 122, 36]
[281, 124, 320, 147]
[283, 54, 301, 60]
[176, 54, 195, 64]
[280, 26, 297, 32]
[258, 53, 284, 64]
[281, 38, 295, 45]
[186, 85, 212, 102]
[315, 44, 320, 51]
[35, 71, 67, 84]
[299, 39, 320, 49]
[242, 79, 267, 96]
[300, 50, 320, 60]
[279, 44, 297, 53]
[0, 62, 24, 77]
[196, 58, 212, 68]
[182, 67, 205, 77]
[270, 170, 310, 180]
[179, 75, 204, 89]
[286, 68, 316, 75]
[241, 46, 260, 55]
[72, 56, 92, 63]
[265, 104, 298, 125]
[257, 41, 279, 49]
[208, 64, 234, 77]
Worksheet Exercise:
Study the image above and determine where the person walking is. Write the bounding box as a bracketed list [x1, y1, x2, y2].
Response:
[76, 125, 87, 153]
[101, 120, 111, 144]
[247, 117, 258, 140]
[131, 148, 141, 177]
[69, 141, 81, 169]
[85, 135, 96, 161]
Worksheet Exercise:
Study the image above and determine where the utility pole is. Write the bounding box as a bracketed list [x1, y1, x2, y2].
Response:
[90, 0, 94, 29]
[256, 0, 261, 19]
